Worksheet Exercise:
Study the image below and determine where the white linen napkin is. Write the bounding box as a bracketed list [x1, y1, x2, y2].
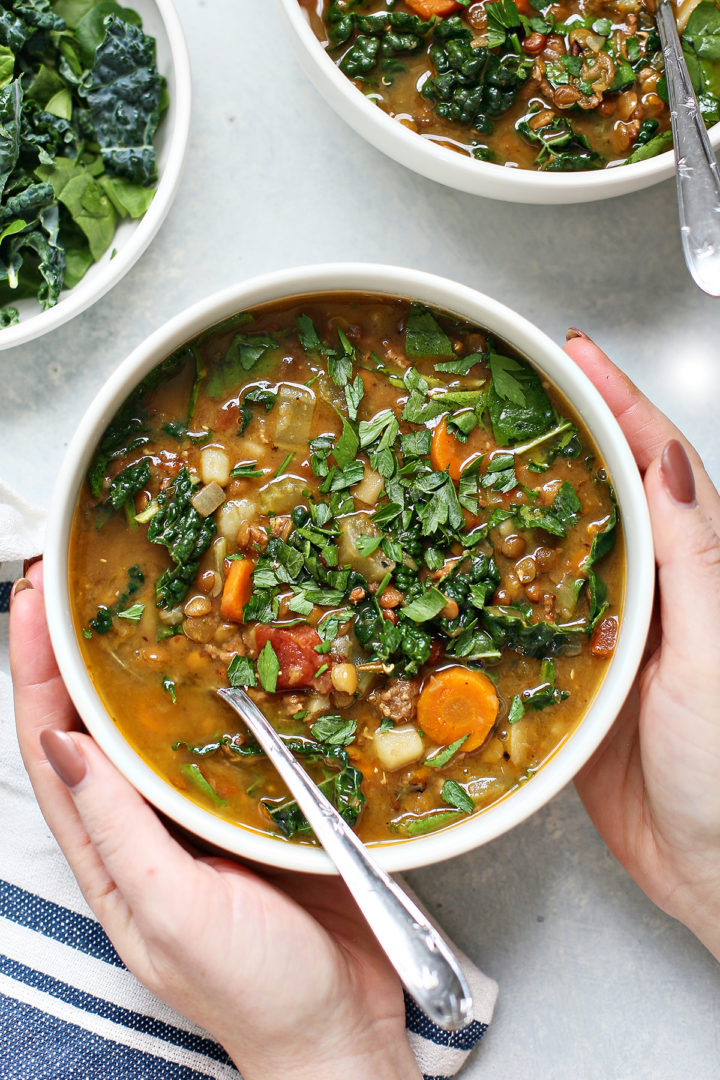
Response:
[0, 486, 497, 1080]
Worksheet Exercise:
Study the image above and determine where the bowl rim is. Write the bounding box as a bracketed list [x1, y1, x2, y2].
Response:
[276, 0, 718, 202]
[0, 0, 192, 351]
[44, 262, 655, 875]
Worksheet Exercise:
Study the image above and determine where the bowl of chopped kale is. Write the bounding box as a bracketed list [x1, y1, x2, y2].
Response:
[281, 0, 720, 203]
[0, 0, 191, 348]
[43, 264, 655, 873]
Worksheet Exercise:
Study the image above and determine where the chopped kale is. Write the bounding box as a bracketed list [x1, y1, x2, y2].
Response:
[147, 468, 216, 609]
[87, 564, 144, 635]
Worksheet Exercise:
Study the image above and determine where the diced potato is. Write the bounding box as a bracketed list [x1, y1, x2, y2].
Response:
[506, 720, 537, 769]
[375, 724, 424, 772]
[467, 775, 509, 802]
[217, 498, 257, 541]
[258, 476, 308, 514]
[274, 385, 315, 450]
[200, 446, 231, 487]
[337, 512, 395, 583]
[480, 737, 505, 765]
[353, 467, 385, 506]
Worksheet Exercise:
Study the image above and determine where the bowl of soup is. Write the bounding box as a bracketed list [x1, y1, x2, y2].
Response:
[279, 0, 720, 203]
[44, 264, 654, 873]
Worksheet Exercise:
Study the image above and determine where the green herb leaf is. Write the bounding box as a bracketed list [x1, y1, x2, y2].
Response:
[405, 305, 455, 358]
[425, 734, 469, 768]
[508, 694, 525, 723]
[257, 640, 280, 693]
[227, 654, 257, 688]
[441, 779, 475, 814]
[310, 715, 357, 746]
[402, 586, 448, 623]
[116, 602, 144, 621]
[180, 762, 227, 807]
[162, 675, 177, 703]
[334, 418, 360, 468]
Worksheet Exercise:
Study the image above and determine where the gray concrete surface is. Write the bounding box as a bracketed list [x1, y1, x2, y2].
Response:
[2, 1, 718, 1076]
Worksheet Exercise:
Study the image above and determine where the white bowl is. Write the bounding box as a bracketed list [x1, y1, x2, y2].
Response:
[0, 0, 191, 349]
[44, 264, 655, 874]
[277, 0, 715, 205]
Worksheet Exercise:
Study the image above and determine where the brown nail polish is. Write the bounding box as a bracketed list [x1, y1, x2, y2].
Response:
[10, 577, 33, 604]
[566, 328, 589, 341]
[40, 729, 87, 790]
[661, 440, 696, 507]
[23, 555, 42, 577]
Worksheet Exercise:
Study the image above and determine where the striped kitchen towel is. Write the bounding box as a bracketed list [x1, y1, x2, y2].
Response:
[0, 485, 497, 1080]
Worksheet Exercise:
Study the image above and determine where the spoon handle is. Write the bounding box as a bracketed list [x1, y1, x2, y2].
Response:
[218, 687, 473, 1031]
[656, 1, 720, 295]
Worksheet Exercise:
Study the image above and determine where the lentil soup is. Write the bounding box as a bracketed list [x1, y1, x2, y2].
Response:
[300, 0, 720, 170]
[70, 294, 623, 846]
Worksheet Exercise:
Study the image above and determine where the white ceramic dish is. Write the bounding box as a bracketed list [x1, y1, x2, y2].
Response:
[44, 263, 654, 874]
[277, 0, 719, 205]
[0, 0, 191, 350]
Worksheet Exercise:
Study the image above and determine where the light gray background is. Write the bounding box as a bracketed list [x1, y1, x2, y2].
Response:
[2, 1, 719, 1076]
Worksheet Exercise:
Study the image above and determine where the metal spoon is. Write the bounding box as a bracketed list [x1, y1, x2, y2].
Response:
[218, 686, 473, 1031]
[656, 1, 720, 295]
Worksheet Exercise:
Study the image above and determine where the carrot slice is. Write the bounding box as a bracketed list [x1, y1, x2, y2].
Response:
[405, 0, 463, 16]
[430, 416, 482, 482]
[417, 667, 499, 752]
[220, 558, 254, 623]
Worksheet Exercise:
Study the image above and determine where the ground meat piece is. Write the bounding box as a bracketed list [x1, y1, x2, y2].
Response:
[369, 678, 421, 725]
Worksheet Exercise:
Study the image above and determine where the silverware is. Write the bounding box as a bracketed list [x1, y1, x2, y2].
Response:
[218, 686, 473, 1031]
[656, 1, 720, 295]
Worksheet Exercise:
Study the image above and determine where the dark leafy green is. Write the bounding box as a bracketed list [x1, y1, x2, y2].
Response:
[147, 468, 216, 609]
[483, 603, 585, 657]
[0, 2, 164, 319]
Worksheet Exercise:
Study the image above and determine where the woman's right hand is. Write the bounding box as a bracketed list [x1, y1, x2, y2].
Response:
[564, 330, 720, 960]
[10, 563, 422, 1080]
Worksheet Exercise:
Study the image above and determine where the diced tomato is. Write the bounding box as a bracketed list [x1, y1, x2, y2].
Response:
[590, 617, 618, 659]
[254, 624, 332, 693]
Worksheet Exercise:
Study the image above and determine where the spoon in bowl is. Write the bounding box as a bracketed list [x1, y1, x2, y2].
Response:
[218, 686, 473, 1031]
[656, 0, 720, 295]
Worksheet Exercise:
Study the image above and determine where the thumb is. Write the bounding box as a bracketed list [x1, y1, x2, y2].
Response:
[645, 440, 720, 675]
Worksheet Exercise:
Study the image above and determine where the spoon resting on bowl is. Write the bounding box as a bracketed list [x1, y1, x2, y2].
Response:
[656, 0, 720, 295]
[218, 686, 473, 1031]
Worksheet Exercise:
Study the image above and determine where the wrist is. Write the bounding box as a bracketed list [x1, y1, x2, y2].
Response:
[671, 879, 720, 963]
[225, 1028, 422, 1080]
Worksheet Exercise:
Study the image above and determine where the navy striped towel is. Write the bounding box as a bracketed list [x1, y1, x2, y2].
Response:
[0, 485, 497, 1079]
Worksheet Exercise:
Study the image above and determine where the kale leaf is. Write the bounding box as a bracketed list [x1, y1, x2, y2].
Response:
[483, 603, 585, 657]
[0, 2, 164, 319]
[147, 468, 217, 609]
[80, 15, 163, 184]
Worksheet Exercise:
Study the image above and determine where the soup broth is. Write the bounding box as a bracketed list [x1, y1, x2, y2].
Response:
[299, 0, 720, 171]
[70, 294, 623, 845]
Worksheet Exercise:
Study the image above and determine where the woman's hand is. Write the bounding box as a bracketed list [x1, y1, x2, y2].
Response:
[564, 331, 720, 959]
[9, 563, 421, 1080]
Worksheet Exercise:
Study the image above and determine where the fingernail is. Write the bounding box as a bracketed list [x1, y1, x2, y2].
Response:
[661, 439, 696, 507]
[10, 577, 33, 605]
[23, 555, 41, 577]
[40, 729, 87, 790]
[566, 328, 590, 341]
